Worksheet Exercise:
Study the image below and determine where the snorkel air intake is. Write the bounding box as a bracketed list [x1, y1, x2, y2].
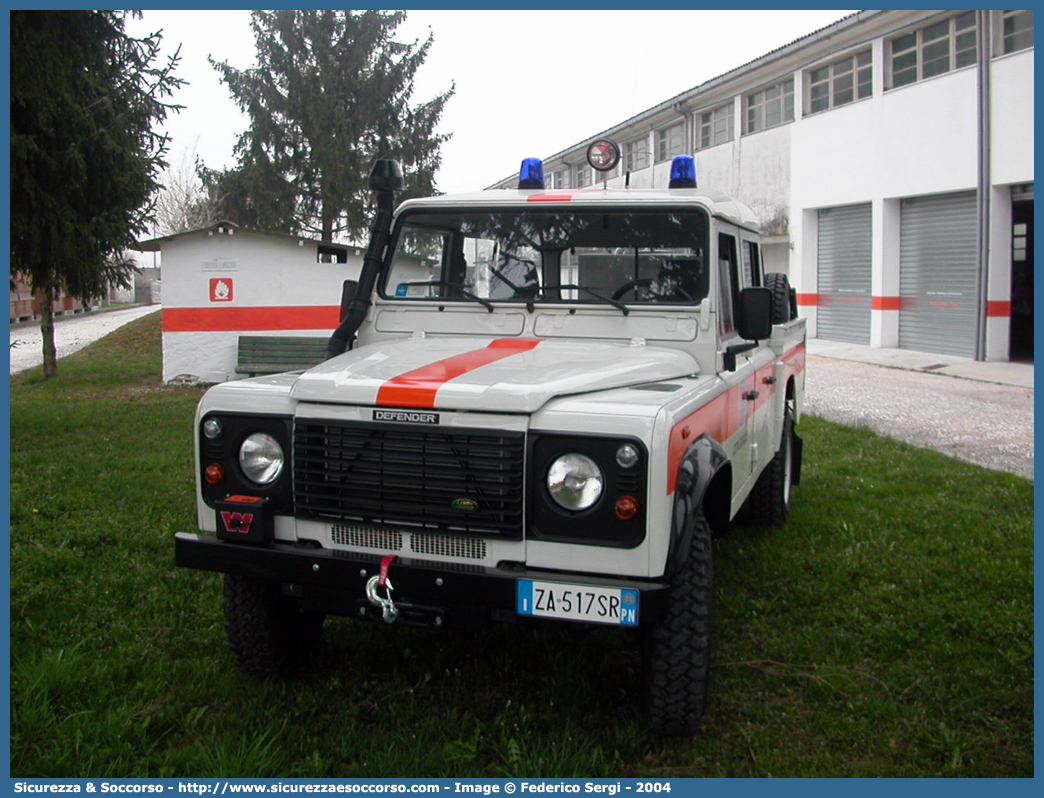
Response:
[326, 160, 404, 358]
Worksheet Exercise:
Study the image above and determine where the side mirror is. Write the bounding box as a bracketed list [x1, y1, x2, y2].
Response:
[723, 287, 773, 371]
[737, 287, 773, 341]
[339, 280, 358, 322]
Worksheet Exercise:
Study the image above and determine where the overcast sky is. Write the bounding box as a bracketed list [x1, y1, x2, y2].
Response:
[126, 9, 856, 197]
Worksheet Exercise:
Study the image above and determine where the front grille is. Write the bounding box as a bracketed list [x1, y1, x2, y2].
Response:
[328, 524, 487, 560]
[330, 524, 403, 551]
[411, 533, 486, 560]
[294, 421, 525, 538]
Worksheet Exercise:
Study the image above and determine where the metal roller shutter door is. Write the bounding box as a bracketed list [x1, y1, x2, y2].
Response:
[817, 204, 872, 344]
[899, 192, 978, 357]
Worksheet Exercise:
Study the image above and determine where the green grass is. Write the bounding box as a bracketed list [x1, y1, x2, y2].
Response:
[9, 314, 1034, 777]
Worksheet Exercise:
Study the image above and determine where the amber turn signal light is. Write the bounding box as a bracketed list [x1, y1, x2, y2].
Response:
[614, 495, 639, 520]
[205, 463, 225, 484]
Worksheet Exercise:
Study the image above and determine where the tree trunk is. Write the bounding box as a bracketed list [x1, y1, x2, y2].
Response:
[40, 283, 58, 378]
[321, 201, 336, 244]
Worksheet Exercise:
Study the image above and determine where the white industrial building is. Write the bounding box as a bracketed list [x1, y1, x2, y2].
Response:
[495, 10, 1033, 361]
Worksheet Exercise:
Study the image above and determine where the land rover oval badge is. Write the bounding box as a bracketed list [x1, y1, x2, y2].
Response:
[451, 498, 479, 513]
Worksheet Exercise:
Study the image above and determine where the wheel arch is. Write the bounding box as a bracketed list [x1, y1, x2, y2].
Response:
[665, 434, 730, 576]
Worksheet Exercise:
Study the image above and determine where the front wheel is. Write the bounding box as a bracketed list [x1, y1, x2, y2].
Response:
[223, 573, 325, 679]
[643, 506, 713, 735]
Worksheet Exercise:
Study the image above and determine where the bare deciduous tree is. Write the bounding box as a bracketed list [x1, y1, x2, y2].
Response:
[153, 139, 220, 235]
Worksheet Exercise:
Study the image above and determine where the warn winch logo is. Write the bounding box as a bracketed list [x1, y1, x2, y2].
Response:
[373, 409, 440, 424]
[220, 511, 254, 534]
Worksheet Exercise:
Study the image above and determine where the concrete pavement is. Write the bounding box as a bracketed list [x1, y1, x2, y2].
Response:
[807, 339, 1033, 389]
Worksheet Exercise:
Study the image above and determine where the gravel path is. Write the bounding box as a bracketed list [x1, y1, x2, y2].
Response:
[9, 305, 161, 375]
[805, 354, 1034, 479]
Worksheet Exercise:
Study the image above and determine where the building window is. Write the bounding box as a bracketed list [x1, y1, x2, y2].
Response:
[744, 78, 794, 134]
[806, 49, 872, 114]
[656, 123, 685, 162]
[550, 169, 568, 190]
[888, 12, 977, 89]
[999, 10, 1034, 54]
[624, 137, 650, 172]
[574, 163, 591, 188]
[698, 103, 734, 149]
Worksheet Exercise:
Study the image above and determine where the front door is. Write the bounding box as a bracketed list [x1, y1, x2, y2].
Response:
[1010, 200, 1033, 362]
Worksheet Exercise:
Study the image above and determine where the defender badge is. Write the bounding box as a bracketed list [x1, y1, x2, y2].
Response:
[374, 409, 439, 424]
[451, 498, 479, 513]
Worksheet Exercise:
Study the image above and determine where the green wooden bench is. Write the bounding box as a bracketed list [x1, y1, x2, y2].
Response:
[236, 335, 330, 377]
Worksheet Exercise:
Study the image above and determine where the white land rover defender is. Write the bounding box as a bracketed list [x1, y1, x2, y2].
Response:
[175, 141, 806, 735]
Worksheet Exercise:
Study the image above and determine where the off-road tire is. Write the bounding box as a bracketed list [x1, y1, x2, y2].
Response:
[223, 573, 325, 679]
[764, 272, 794, 324]
[644, 507, 713, 735]
[747, 406, 794, 526]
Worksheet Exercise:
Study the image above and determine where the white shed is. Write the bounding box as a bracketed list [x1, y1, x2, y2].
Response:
[136, 222, 363, 383]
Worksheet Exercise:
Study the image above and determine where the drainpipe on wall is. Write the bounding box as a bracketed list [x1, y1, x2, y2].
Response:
[673, 102, 693, 157]
[975, 10, 992, 361]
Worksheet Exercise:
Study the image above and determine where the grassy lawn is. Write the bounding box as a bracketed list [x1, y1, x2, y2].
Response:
[9, 313, 1034, 777]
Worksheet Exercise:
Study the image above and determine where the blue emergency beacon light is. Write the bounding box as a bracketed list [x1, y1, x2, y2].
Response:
[669, 155, 698, 189]
[518, 158, 545, 189]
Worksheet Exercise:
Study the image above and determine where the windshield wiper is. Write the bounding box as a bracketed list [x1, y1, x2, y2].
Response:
[489, 266, 537, 313]
[490, 253, 539, 313]
[543, 284, 630, 316]
[398, 280, 494, 313]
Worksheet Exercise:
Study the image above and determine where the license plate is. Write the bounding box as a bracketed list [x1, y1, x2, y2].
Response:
[516, 580, 639, 626]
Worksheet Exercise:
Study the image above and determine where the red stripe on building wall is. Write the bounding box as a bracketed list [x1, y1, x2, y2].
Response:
[987, 301, 1011, 317]
[163, 306, 341, 332]
[376, 339, 541, 409]
[796, 293, 818, 306]
[872, 296, 902, 311]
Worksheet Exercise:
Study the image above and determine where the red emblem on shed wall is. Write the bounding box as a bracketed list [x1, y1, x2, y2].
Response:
[210, 278, 234, 302]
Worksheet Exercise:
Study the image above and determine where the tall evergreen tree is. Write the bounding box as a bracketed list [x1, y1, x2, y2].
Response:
[210, 10, 453, 242]
[11, 10, 182, 377]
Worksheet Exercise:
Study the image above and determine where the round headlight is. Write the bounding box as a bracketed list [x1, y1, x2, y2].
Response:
[547, 453, 604, 511]
[238, 432, 284, 485]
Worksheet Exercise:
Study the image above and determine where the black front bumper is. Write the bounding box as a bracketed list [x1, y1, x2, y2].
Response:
[175, 532, 670, 630]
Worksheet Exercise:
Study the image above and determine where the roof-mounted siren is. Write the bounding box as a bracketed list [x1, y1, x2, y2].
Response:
[518, 158, 545, 189]
[587, 139, 621, 172]
[669, 155, 697, 189]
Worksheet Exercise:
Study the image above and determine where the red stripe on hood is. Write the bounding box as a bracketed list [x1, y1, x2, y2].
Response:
[376, 339, 541, 408]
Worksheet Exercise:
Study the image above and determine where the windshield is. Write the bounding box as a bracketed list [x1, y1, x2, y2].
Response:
[381, 207, 710, 307]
